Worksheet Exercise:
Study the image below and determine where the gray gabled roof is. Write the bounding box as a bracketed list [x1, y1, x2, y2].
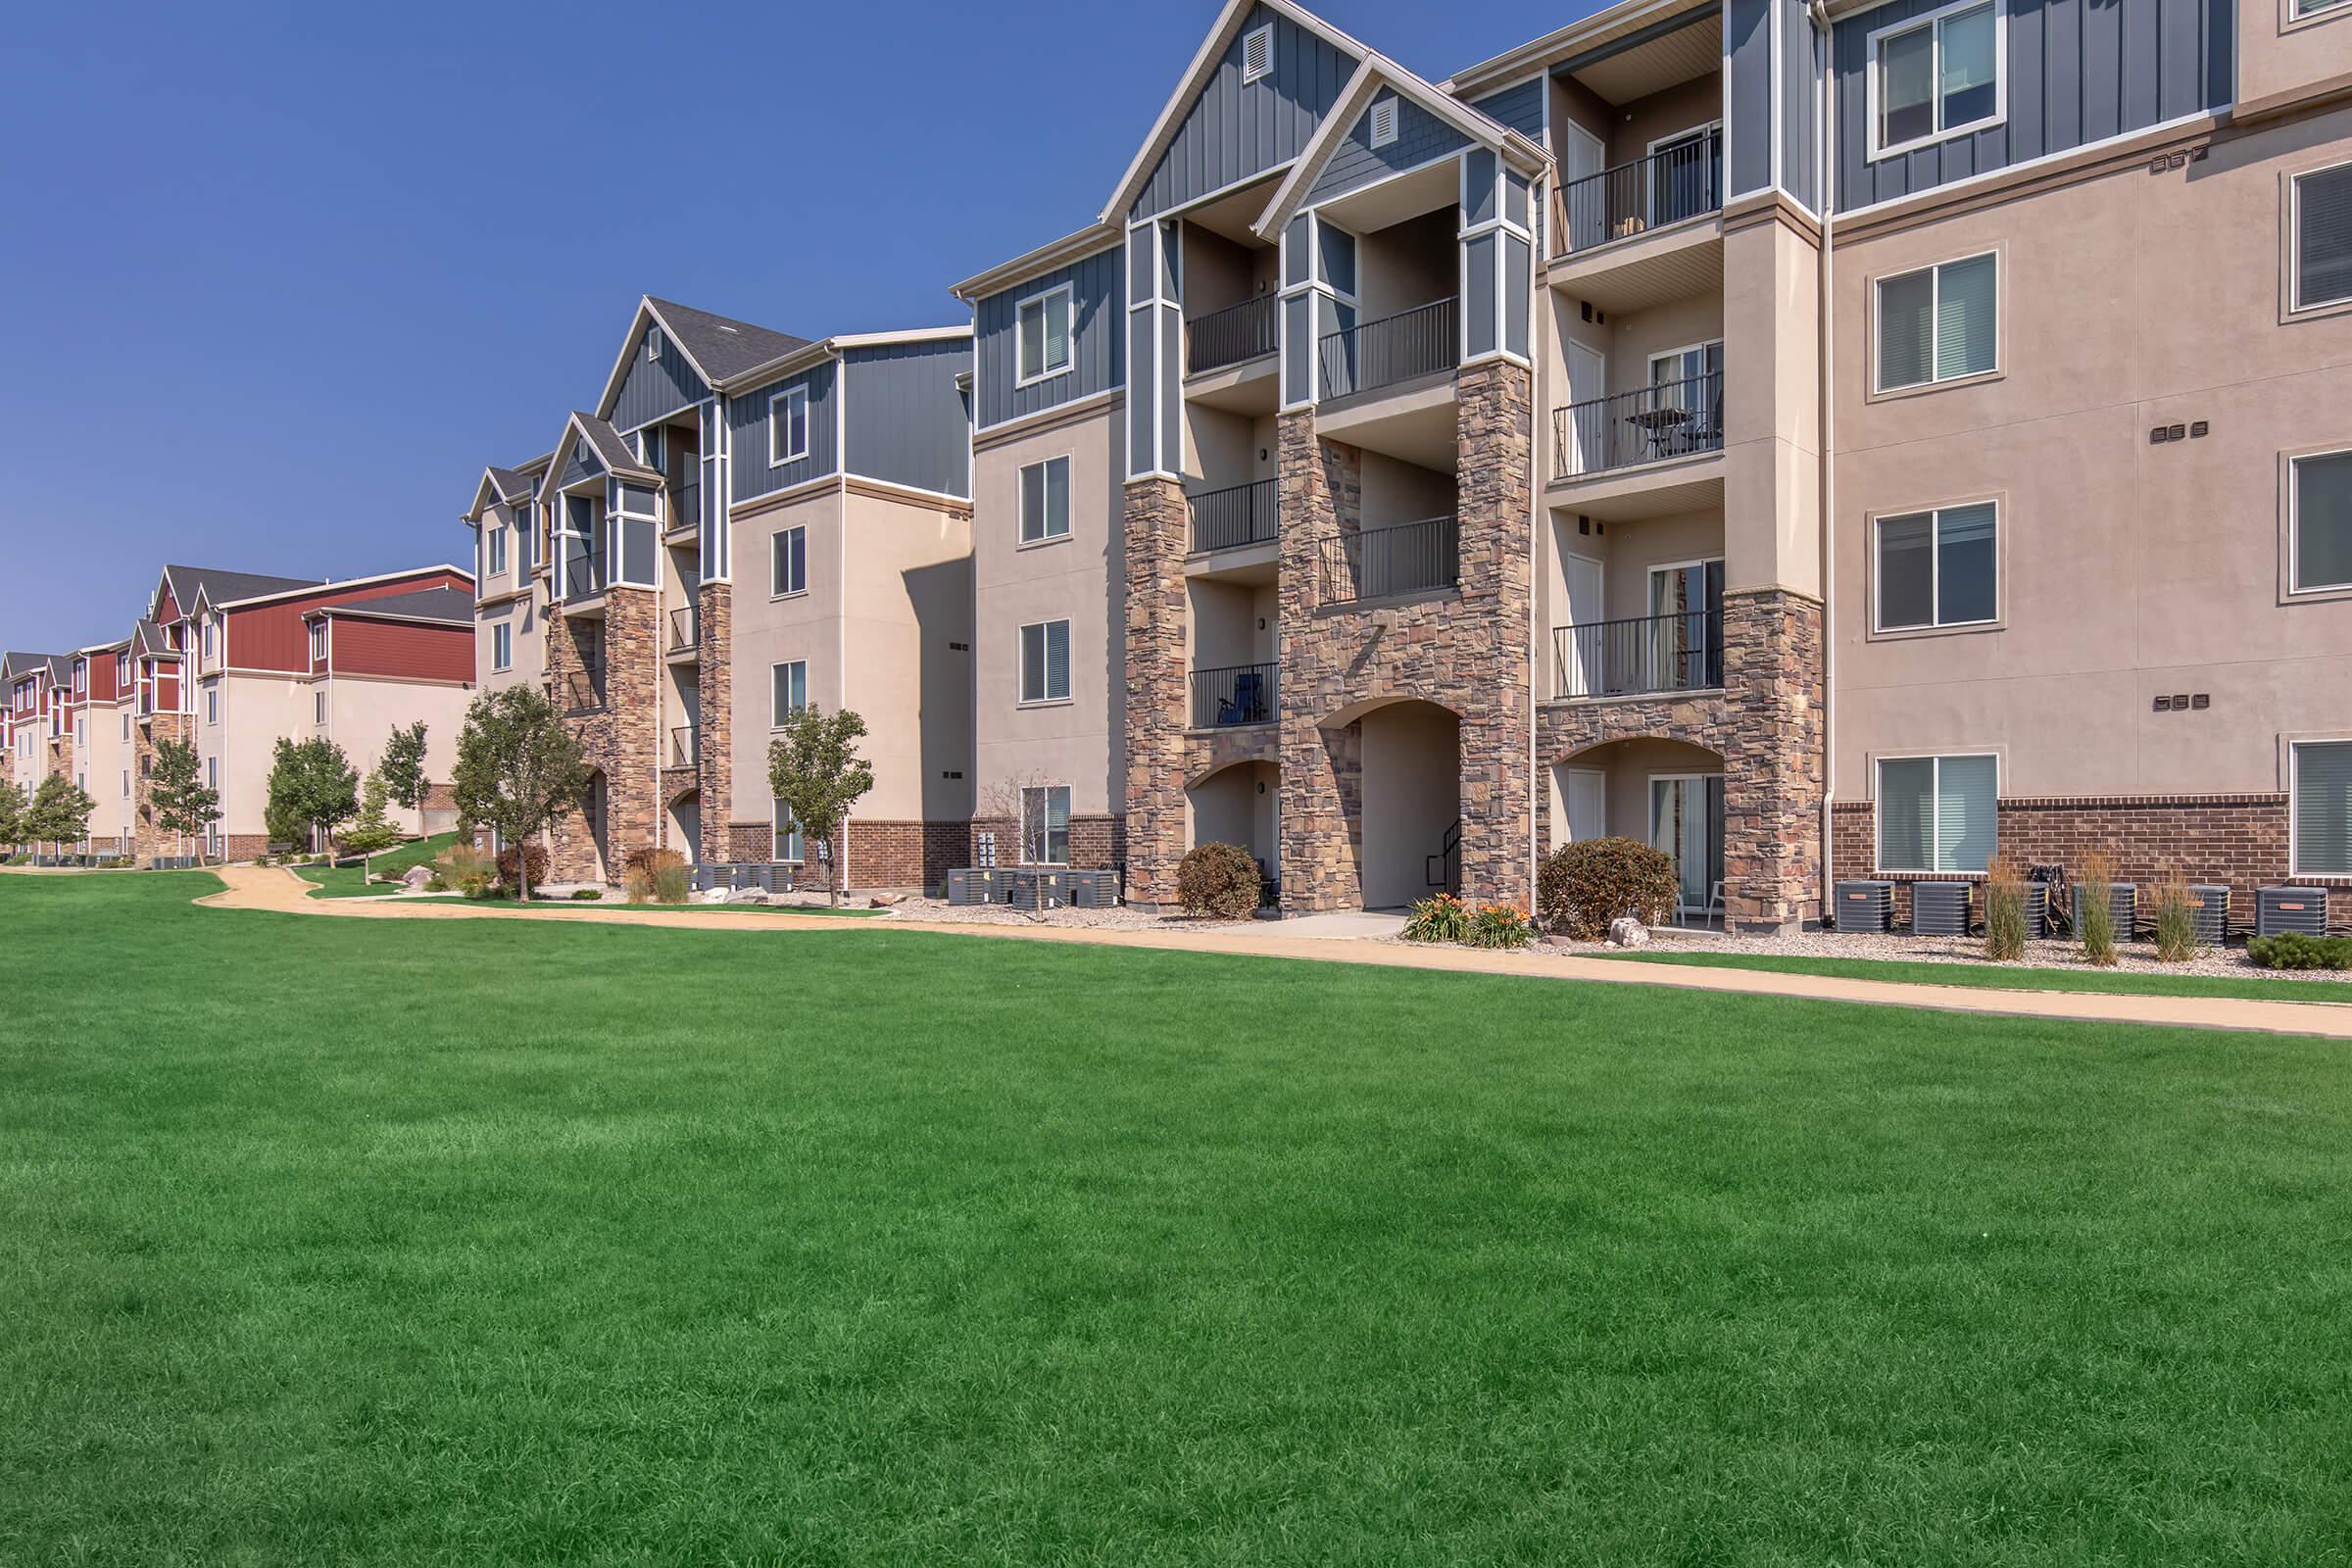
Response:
[643, 297, 814, 383]
[163, 564, 322, 613]
[313, 587, 473, 627]
[131, 619, 178, 658]
[573, 414, 660, 480]
[3, 651, 64, 683]
[487, 466, 532, 503]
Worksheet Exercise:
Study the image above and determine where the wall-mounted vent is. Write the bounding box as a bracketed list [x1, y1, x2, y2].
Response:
[1368, 98, 1398, 149]
[2257, 887, 2328, 938]
[1911, 881, 1971, 936]
[2189, 884, 2230, 945]
[1834, 880, 1893, 933]
[1242, 24, 1273, 83]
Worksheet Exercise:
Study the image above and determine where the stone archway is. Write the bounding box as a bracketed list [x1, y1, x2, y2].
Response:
[664, 787, 701, 865]
[1549, 736, 1727, 921]
[1186, 758, 1278, 894]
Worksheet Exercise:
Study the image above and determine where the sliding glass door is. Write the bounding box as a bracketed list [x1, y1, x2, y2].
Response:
[1648, 773, 1725, 912]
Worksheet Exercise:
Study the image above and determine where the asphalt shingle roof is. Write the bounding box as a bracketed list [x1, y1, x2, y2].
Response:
[318, 587, 473, 626]
[646, 296, 813, 383]
[166, 564, 323, 610]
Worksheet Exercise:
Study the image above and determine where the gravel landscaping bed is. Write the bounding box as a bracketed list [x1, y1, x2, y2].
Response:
[1536, 926, 2349, 984]
[882, 896, 1253, 933]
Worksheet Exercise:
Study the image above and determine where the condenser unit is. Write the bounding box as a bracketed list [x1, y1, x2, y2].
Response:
[1833, 880, 1892, 933]
[1063, 868, 1121, 908]
[2190, 884, 2230, 945]
[1911, 881, 1971, 936]
[2079, 883, 2136, 939]
[947, 867, 999, 906]
[2257, 887, 2328, 938]
[2020, 883, 2050, 940]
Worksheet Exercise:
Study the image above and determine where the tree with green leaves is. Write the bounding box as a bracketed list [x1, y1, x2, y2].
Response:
[0, 777, 25, 855]
[26, 774, 95, 860]
[266, 736, 359, 856]
[148, 737, 220, 862]
[378, 720, 430, 825]
[766, 704, 874, 906]
[342, 772, 402, 885]
[451, 685, 587, 904]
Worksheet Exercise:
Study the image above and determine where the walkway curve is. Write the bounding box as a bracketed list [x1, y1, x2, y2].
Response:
[172, 863, 2352, 1041]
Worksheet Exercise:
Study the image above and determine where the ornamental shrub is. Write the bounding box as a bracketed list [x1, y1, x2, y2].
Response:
[570, 888, 603, 902]
[2246, 932, 2352, 970]
[433, 842, 495, 900]
[1174, 842, 1262, 919]
[623, 846, 688, 904]
[1536, 837, 1679, 940]
[1466, 902, 1537, 950]
[497, 841, 549, 892]
[1401, 892, 1472, 944]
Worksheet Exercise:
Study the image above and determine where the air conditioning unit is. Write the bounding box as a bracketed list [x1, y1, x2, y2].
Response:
[2189, 884, 2230, 945]
[1911, 881, 1971, 936]
[947, 867, 998, 906]
[2257, 886, 2328, 938]
[1833, 880, 1892, 933]
[1064, 868, 1121, 908]
[2020, 883, 2050, 940]
[2079, 882, 2136, 939]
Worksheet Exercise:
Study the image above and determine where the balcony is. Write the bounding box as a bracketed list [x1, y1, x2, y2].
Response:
[667, 606, 698, 658]
[1553, 370, 1724, 481]
[1318, 516, 1459, 606]
[1186, 295, 1278, 375]
[1553, 131, 1722, 258]
[559, 547, 608, 607]
[1190, 662, 1277, 728]
[1189, 479, 1277, 555]
[669, 724, 697, 768]
[1553, 610, 1724, 701]
[558, 670, 605, 712]
[1320, 297, 1458, 401]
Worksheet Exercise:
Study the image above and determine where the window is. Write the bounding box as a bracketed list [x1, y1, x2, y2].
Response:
[202, 620, 215, 659]
[1368, 97, 1398, 149]
[2292, 163, 2352, 312]
[309, 623, 327, 662]
[771, 660, 808, 726]
[647, 326, 663, 361]
[1019, 619, 1071, 704]
[121, 768, 128, 799]
[206, 757, 219, 792]
[491, 622, 514, 672]
[1875, 502, 1997, 629]
[772, 800, 806, 864]
[1871, 0, 2000, 158]
[489, 525, 508, 576]
[769, 385, 810, 466]
[1877, 754, 1997, 872]
[2292, 450, 2352, 593]
[1242, 22, 1273, 82]
[1876, 253, 1996, 390]
[120, 713, 128, 742]
[1021, 784, 1072, 865]
[772, 525, 808, 596]
[205, 685, 219, 725]
[1016, 285, 1074, 384]
[116, 654, 128, 686]
[2297, 0, 2352, 15]
[2293, 740, 2352, 874]
[1018, 457, 1071, 543]
[314, 691, 326, 724]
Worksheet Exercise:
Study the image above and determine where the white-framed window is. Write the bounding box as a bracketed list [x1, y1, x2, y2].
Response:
[1368, 97, 1398, 149]
[2291, 449, 2352, 593]
[1868, 0, 2002, 160]
[1019, 618, 1071, 704]
[771, 660, 808, 726]
[1021, 784, 1072, 865]
[647, 325, 663, 361]
[1015, 284, 1074, 384]
[2297, 0, 2352, 16]
[2292, 740, 2352, 875]
[202, 619, 216, 659]
[1877, 753, 1997, 873]
[491, 622, 514, 672]
[1241, 22, 1273, 82]
[120, 712, 129, 742]
[309, 622, 326, 662]
[1875, 252, 1997, 390]
[2291, 162, 2352, 313]
[769, 385, 810, 466]
[488, 525, 509, 576]
[314, 691, 326, 724]
[121, 768, 129, 799]
[116, 653, 128, 686]
[772, 525, 808, 596]
[1874, 501, 1998, 630]
[772, 800, 806, 864]
[206, 757, 219, 791]
[1018, 456, 1072, 543]
[204, 685, 219, 724]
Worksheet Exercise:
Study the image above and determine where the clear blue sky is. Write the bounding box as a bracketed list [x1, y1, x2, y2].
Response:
[0, 0, 1590, 654]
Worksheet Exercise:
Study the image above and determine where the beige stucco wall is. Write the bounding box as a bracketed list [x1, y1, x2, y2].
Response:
[1548, 736, 1725, 849]
[324, 674, 470, 833]
[473, 592, 544, 695]
[1357, 701, 1460, 907]
[840, 487, 975, 824]
[1829, 106, 2352, 802]
[972, 403, 1127, 820]
[729, 487, 846, 828]
[73, 700, 133, 844]
[2240, 0, 2352, 111]
[209, 670, 306, 839]
[1186, 757, 1277, 859]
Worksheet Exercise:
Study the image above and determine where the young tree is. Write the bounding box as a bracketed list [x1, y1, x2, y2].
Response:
[341, 772, 403, 885]
[26, 774, 95, 860]
[766, 704, 875, 906]
[148, 737, 220, 862]
[0, 777, 25, 855]
[451, 685, 587, 904]
[265, 736, 359, 856]
[378, 720, 430, 826]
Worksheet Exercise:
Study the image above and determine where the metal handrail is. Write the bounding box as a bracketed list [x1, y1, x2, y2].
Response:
[1552, 370, 1725, 479]
[1553, 610, 1725, 700]
[1319, 296, 1459, 399]
[1188, 479, 1278, 554]
[1189, 662, 1278, 728]
[1550, 127, 1723, 258]
[559, 670, 604, 711]
[1185, 294, 1279, 374]
[668, 606, 697, 652]
[562, 547, 607, 602]
[1318, 516, 1460, 605]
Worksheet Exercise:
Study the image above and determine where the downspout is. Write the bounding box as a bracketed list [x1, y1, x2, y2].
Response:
[1811, 0, 1838, 920]
[1529, 171, 1547, 908]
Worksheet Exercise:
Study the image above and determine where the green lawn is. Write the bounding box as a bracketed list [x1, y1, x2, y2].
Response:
[1603, 946, 2352, 1004]
[295, 830, 462, 899]
[4, 873, 2350, 1564]
[466, 896, 885, 917]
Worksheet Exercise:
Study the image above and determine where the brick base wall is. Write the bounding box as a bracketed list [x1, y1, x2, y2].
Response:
[967, 814, 1126, 873]
[706, 820, 965, 894]
[224, 833, 271, 862]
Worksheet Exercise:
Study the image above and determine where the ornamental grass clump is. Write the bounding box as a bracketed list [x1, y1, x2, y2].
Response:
[2076, 849, 2120, 968]
[624, 847, 690, 905]
[1983, 855, 2029, 962]
[2150, 871, 2201, 963]
[432, 843, 495, 900]
[1401, 893, 1472, 944]
[1536, 837, 1679, 940]
[1174, 842, 1262, 919]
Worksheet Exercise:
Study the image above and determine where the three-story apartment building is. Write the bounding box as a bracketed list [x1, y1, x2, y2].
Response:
[68, 638, 134, 855]
[5, 652, 71, 804]
[947, 0, 2351, 929]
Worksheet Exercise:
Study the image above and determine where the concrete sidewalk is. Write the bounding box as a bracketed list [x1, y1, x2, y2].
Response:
[172, 863, 2352, 1041]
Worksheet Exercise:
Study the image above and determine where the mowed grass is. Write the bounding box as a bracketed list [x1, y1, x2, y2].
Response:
[1602, 946, 2352, 1004]
[295, 831, 462, 899]
[3, 876, 2350, 1565]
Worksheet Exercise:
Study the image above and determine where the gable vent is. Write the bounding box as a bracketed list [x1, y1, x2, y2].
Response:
[1242, 24, 1272, 83]
[647, 326, 662, 361]
[1368, 98, 1398, 150]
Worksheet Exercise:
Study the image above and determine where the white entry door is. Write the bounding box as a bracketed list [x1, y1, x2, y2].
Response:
[1558, 552, 1603, 698]
[1563, 342, 1606, 475]
[1564, 767, 1606, 842]
[1561, 122, 1606, 252]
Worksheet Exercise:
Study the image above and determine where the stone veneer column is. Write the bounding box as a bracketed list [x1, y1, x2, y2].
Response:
[1276, 410, 1361, 911]
[1121, 475, 1192, 907]
[1450, 360, 1535, 908]
[697, 580, 732, 865]
[542, 588, 661, 884]
[1721, 589, 1825, 932]
[132, 714, 186, 867]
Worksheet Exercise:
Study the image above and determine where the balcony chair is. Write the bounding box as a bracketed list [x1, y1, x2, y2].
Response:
[1220, 670, 1268, 726]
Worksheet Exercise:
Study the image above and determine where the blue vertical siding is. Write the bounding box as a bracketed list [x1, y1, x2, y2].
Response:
[843, 338, 973, 498]
[1727, 0, 1776, 197]
[1468, 77, 1544, 139]
[1784, 0, 1824, 211]
[561, 431, 602, 488]
[611, 322, 710, 431]
[1834, 0, 2232, 212]
[1129, 3, 1358, 221]
[973, 246, 1125, 430]
[727, 360, 839, 503]
[1308, 91, 1472, 204]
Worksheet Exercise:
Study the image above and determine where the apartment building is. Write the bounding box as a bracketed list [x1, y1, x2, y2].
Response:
[5, 651, 71, 802]
[947, 0, 2352, 928]
[68, 638, 134, 854]
[465, 297, 975, 889]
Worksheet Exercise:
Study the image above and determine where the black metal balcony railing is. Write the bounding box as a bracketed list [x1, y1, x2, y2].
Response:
[562, 547, 607, 602]
[670, 725, 697, 768]
[1318, 516, 1460, 605]
[559, 670, 605, 711]
[1552, 128, 1723, 257]
[1552, 370, 1725, 479]
[668, 606, 698, 653]
[1189, 479, 1278, 554]
[1185, 295, 1279, 374]
[1190, 662, 1277, 728]
[1319, 296, 1459, 400]
[672, 481, 702, 532]
[1553, 610, 1725, 700]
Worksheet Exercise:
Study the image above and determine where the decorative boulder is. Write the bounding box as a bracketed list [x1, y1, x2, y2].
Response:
[1607, 916, 1651, 949]
[868, 892, 906, 908]
[400, 865, 432, 890]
